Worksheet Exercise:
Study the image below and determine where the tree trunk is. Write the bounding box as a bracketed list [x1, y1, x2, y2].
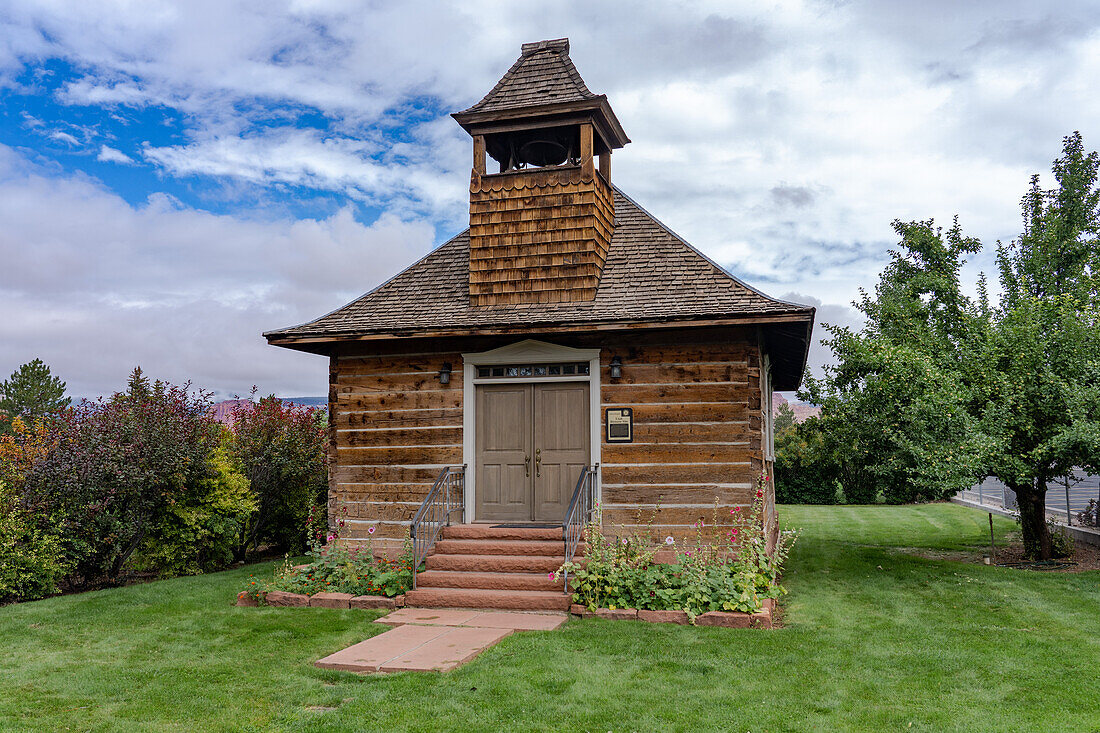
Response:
[1015, 482, 1052, 560]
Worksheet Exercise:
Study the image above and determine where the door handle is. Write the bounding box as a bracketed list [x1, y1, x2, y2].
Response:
[525, 455, 530, 478]
[535, 448, 541, 477]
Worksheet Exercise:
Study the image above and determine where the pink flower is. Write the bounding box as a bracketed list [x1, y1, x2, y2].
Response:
[548, 573, 555, 580]
[664, 536, 675, 545]
[756, 489, 764, 498]
[326, 533, 334, 542]
[367, 526, 376, 535]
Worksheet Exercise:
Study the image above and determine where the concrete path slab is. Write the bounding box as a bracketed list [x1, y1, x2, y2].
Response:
[463, 611, 567, 631]
[375, 608, 482, 626]
[320, 607, 568, 674]
[379, 626, 512, 673]
[315, 624, 448, 673]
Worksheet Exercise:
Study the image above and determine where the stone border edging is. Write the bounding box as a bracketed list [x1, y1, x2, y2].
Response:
[570, 598, 775, 629]
[235, 591, 406, 609]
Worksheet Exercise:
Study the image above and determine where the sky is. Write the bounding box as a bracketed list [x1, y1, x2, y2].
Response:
[1, 1, 1099, 400]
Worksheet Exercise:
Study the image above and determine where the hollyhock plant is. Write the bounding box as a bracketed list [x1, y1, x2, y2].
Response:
[555, 473, 798, 622]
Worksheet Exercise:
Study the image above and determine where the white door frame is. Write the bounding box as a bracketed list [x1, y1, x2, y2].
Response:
[462, 339, 601, 523]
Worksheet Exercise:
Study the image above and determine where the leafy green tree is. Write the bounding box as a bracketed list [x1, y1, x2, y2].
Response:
[0, 359, 70, 431]
[802, 219, 984, 504]
[979, 132, 1100, 558]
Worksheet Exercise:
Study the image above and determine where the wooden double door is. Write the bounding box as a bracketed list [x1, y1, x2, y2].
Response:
[475, 382, 590, 522]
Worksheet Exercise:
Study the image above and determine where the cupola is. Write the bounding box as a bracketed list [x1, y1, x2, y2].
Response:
[453, 38, 630, 306]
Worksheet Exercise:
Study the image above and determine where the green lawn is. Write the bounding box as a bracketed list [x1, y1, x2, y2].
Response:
[3, 503, 1099, 732]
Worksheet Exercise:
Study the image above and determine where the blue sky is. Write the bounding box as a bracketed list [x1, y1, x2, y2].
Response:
[1, 1, 1099, 399]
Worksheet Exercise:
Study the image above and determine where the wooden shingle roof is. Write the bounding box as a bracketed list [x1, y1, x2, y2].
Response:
[266, 188, 815, 388]
[459, 38, 597, 115]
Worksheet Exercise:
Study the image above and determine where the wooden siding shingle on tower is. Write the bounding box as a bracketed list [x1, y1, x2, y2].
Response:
[469, 165, 614, 305]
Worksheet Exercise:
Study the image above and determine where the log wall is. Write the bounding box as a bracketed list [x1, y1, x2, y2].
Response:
[328, 328, 773, 554]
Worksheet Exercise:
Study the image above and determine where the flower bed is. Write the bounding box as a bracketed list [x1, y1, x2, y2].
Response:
[556, 475, 796, 624]
[238, 508, 415, 606]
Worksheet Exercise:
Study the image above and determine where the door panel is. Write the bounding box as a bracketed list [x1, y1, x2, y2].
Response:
[533, 383, 590, 522]
[475, 384, 532, 521]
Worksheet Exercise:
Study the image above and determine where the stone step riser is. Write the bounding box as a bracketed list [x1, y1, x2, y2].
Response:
[404, 587, 571, 611]
[432, 539, 567, 556]
[416, 570, 562, 592]
[443, 525, 563, 541]
[425, 553, 564, 574]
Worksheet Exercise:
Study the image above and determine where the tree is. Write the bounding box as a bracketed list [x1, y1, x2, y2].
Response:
[0, 359, 70, 431]
[774, 402, 797, 433]
[802, 219, 984, 504]
[229, 395, 327, 556]
[980, 132, 1100, 559]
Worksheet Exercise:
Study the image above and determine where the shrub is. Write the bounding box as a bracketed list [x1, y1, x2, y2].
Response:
[0, 418, 69, 602]
[0, 481, 70, 603]
[774, 418, 840, 504]
[21, 369, 220, 589]
[558, 476, 797, 621]
[230, 395, 327, 556]
[132, 446, 257, 577]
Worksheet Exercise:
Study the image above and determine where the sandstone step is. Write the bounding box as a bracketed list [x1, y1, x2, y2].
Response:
[404, 587, 571, 611]
[416, 570, 562, 592]
[443, 525, 563, 541]
[433, 539, 566, 557]
[425, 553, 564, 574]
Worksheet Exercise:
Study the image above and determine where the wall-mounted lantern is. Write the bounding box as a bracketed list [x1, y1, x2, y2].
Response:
[438, 362, 452, 385]
[609, 356, 623, 380]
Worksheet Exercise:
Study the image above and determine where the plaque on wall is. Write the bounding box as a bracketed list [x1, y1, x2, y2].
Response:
[605, 408, 633, 443]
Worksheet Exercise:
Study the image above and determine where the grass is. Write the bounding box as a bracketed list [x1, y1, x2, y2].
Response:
[2, 503, 1099, 732]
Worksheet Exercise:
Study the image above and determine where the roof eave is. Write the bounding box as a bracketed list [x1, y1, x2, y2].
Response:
[452, 96, 630, 149]
[265, 310, 813, 349]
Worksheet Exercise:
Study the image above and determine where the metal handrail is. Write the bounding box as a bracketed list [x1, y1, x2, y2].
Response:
[410, 465, 465, 590]
[561, 463, 598, 591]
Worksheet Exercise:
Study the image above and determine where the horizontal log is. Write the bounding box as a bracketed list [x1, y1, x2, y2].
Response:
[336, 353, 463, 373]
[602, 403, 749, 423]
[601, 464, 754, 486]
[601, 363, 751, 384]
[602, 384, 744, 404]
[342, 502, 423, 522]
[335, 466, 450, 484]
[336, 391, 462, 411]
[601, 485, 754, 505]
[336, 372, 462, 391]
[336, 445, 463, 465]
[601, 443, 754, 464]
[602, 343, 757, 364]
[338, 427, 463, 447]
[334, 409, 462, 429]
[334, 487, 434, 503]
[602, 506, 744, 528]
[623, 422, 754, 443]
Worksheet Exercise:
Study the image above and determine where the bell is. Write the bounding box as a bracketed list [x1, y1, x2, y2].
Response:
[517, 139, 569, 167]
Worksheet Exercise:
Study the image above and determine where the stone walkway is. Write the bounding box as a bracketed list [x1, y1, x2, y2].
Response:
[314, 609, 567, 674]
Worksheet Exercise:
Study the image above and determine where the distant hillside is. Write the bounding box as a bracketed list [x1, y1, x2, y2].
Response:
[209, 396, 327, 425]
[774, 392, 820, 423]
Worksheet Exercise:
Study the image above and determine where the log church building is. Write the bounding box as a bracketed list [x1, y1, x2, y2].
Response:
[266, 38, 814, 609]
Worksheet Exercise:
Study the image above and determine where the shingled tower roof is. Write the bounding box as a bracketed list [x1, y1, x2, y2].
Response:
[459, 38, 597, 115]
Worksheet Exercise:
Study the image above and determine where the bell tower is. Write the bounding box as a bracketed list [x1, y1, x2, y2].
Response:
[452, 38, 630, 306]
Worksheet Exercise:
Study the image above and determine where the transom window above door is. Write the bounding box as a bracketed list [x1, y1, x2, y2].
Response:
[476, 362, 591, 379]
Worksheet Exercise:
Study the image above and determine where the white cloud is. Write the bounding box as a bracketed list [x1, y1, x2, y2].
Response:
[2, 1, 1100, 395]
[96, 144, 134, 164]
[0, 145, 436, 398]
[48, 130, 79, 146]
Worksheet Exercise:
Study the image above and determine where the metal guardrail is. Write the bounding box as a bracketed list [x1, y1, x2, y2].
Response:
[410, 465, 465, 590]
[561, 463, 598, 591]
